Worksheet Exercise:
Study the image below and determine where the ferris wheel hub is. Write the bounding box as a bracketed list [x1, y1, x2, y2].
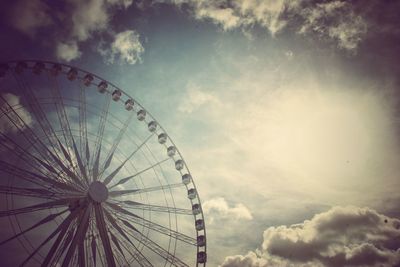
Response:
[88, 181, 109, 203]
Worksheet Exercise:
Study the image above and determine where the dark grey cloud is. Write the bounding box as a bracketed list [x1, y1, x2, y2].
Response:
[220, 206, 400, 267]
[0, 0, 140, 62]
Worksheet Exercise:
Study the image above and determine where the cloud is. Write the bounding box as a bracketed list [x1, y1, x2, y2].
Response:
[181, 54, 400, 208]
[299, 1, 367, 51]
[56, 41, 82, 62]
[106, 0, 134, 9]
[98, 30, 144, 64]
[178, 83, 221, 114]
[8, 0, 53, 37]
[0, 93, 33, 134]
[68, 0, 110, 42]
[170, 0, 366, 51]
[193, 4, 240, 30]
[5, 0, 135, 62]
[220, 206, 400, 267]
[203, 197, 253, 223]
[54, 0, 133, 61]
[174, 54, 400, 264]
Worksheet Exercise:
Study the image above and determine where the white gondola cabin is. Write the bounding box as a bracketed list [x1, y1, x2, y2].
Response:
[192, 204, 201, 215]
[148, 121, 157, 132]
[182, 174, 191, 185]
[195, 219, 205, 231]
[167, 146, 176, 157]
[188, 188, 196, 199]
[98, 81, 108, 93]
[83, 74, 93, 86]
[137, 109, 146, 121]
[175, 159, 184, 170]
[125, 99, 134, 110]
[197, 235, 206, 247]
[197, 252, 207, 263]
[112, 89, 122, 101]
[158, 133, 167, 144]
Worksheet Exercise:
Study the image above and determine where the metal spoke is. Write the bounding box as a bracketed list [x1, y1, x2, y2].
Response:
[103, 208, 153, 267]
[0, 185, 59, 199]
[111, 228, 154, 267]
[103, 133, 155, 186]
[48, 74, 88, 184]
[0, 94, 85, 190]
[121, 220, 190, 267]
[99, 112, 134, 177]
[109, 183, 184, 198]
[49, 222, 76, 266]
[61, 203, 91, 267]
[77, 81, 90, 169]
[12, 74, 77, 180]
[47, 72, 88, 185]
[0, 96, 66, 179]
[94, 204, 116, 267]
[70, 138, 89, 186]
[0, 198, 78, 217]
[115, 200, 192, 215]
[0, 159, 80, 193]
[0, 209, 68, 245]
[20, 205, 82, 266]
[107, 156, 169, 188]
[0, 132, 60, 182]
[106, 202, 197, 245]
[91, 95, 111, 181]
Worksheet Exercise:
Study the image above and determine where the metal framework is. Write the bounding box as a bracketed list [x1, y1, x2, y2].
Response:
[0, 60, 207, 266]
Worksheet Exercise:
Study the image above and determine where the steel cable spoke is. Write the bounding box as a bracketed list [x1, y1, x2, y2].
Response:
[105, 202, 197, 245]
[0, 209, 68, 245]
[91, 94, 111, 181]
[109, 182, 184, 198]
[121, 221, 190, 267]
[61, 203, 91, 267]
[12, 74, 85, 188]
[94, 204, 116, 267]
[0, 159, 80, 194]
[107, 156, 169, 188]
[99, 111, 134, 176]
[0, 94, 85, 190]
[114, 200, 192, 215]
[20, 205, 83, 266]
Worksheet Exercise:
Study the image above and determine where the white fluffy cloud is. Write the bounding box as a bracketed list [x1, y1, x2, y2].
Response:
[6, 0, 135, 62]
[299, 1, 367, 51]
[0, 93, 33, 134]
[98, 30, 145, 64]
[203, 197, 253, 223]
[171, 0, 366, 51]
[55, 0, 135, 61]
[220, 206, 400, 267]
[56, 41, 82, 62]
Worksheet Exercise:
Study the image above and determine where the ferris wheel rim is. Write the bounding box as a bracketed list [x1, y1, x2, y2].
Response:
[0, 59, 207, 266]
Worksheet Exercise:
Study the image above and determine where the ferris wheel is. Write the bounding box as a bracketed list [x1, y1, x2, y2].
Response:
[0, 60, 207, 266]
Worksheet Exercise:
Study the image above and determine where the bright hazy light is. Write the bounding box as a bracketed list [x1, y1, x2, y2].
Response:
[232, 84, 400, 205]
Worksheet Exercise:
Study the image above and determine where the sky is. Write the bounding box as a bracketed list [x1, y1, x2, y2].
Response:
[0, 0, 400, 266]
